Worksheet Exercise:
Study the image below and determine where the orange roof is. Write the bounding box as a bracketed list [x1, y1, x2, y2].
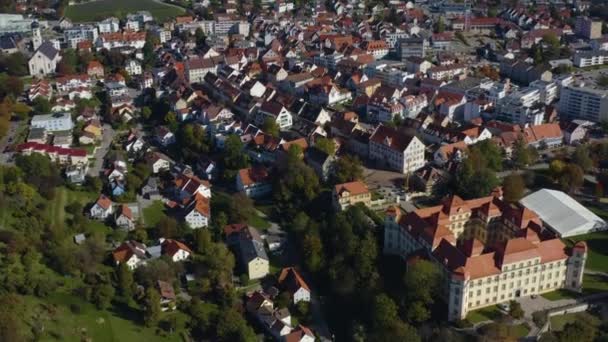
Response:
[238, 166, 270, 186]
[162, 239, 193, 256]
[95, 195, 112, 210]
[334, 181, 369, 197]
[278, 267, 311, 293]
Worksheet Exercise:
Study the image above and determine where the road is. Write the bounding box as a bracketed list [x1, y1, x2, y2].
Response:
[87, 124, 115, 177]
[497, 162, 549, 178]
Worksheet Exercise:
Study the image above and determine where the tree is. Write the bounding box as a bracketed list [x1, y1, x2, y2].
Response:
[508, 300, 524, 319]
[371, 294, 399, 329]
[402, 260, 441, 324]
[549, 159, 566, 180]
[502, 174, 525, 202]
[195, 27, 206, 48]
[572, 145, 593, 172]
[116, 262, 134, 299]
[333, 155, 364, 183]
[178, 123, 210, 162]
[558, 320, 596, 342]
[558, 164, 584, 194]
[0, 52, 28, 76]
[215, 308, 257, 342]
[435, 17, 445, 33]
[144, 288, 162, 327]
[262, 117, 280, 137]
[156, 216, 179, 238]
[314, 137, 336, 155]
[455, 158, 500, 199]
[222, 134, 250, 180]
[302, 231, 324, 272]
[141, 106, 152, 120]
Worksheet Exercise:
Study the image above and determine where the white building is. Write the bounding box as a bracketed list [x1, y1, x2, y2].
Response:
[97, 17, 120, 34]
[497, 88, 545, 125]
[384, 195, 588, 321]
[31, 112, 73, 132]
[125, 59, 142, 76]
[64, 25, 98, 48]
[28, 41, 60, 76]
[521, 189, 608, 238]
[558, 84, 608, 123]
[573, 51, 608, 68]
[369, 124, 426, 174]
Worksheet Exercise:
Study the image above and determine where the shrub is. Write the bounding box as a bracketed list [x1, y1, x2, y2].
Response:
[533, 311, 547, 327]
[70, 303, 82, 314]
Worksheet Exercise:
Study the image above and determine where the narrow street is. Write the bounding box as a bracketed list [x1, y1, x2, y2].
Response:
[87, 124, 115, 177]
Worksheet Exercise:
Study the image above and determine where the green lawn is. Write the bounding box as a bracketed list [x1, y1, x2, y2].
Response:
[65, 0, 185, 22]
[567, 231, 608, 272]
[582, 274, 608, 295]
[23, 292, 186, 342]
[511, 323, 530, 338]
[541, 289, 580, 301]
[247, 213, 271, 230]
[142, 200, 166, 228]
[466, 305, 503, 324]
[550, 312, 601, 332]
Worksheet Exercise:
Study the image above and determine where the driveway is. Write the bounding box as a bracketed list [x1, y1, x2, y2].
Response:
[516, 296, 578, 319]
[87, 124, 114, 177]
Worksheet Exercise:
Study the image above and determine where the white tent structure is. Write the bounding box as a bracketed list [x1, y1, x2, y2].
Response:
[520, 189, 607, 238]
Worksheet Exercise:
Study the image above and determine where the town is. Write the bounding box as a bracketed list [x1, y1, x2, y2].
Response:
[0, 0, 608, 341]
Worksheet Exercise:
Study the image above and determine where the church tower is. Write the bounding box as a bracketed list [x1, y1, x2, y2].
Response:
[31, 21, 42, 51]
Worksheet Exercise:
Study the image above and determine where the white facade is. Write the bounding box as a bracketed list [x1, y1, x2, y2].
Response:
[31, 112, 74, 132]
[64, 25, 98, 48]
[185, 209, 209, 229]
[97, 18, 120, 34]
[125, 59, 142, 76]
[558, 85, 608, 123]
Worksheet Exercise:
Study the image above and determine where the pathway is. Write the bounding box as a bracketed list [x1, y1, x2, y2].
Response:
[87, 124, 115, 177]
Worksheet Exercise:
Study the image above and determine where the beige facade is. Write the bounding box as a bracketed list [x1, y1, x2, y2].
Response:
[383, 195, 587, 321]
[333, 181, 372, 210]
[248, 257, 270, 280]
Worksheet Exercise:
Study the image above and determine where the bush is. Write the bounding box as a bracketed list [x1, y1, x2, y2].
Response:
[239, 274, 249, 286]
[533, 311, 547, 327]
[70, 303, 82, 314]
[453, 319, 473, 329]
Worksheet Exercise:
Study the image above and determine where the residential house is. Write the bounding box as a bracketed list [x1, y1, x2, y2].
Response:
[225, 224, 269, 280]
[112, 240, 148, 270]
[155, 126, 175, 146]
[141, 177, 161, 200]
[157, 280, 177, 311]
[369, 124, 426, 174]
[147, 152, 172, 174]
[161, 238, 193, 262]
[183, 193, 211, 228]
[283, 325, 315, 342]
[236, 166, 272, 198]
[87, 60, 104, 79]
[277, 267, 311, 304]
[256, 101, 293, 129]
[90, 195, 113, 220]
[305, 147, 336, 182]
[333, 181, 372, 211]
[115, 204, 135, 230]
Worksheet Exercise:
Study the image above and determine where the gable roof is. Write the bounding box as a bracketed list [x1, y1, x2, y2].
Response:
[334, 181, 369, 196]
[37, 41, 59, 60]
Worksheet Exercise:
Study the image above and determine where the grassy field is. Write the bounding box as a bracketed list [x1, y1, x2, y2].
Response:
[582, 274, 608, 295]
[142, 200, 166, 228]
[65, 0, 185, 22]
[247, 213, 271, 230]
[550, 311, 601, 332]
[24, 293, 186, 341]
[567, 231, 608, 273]
[466, 305, 503, 324]
[541, 289, 580, 301]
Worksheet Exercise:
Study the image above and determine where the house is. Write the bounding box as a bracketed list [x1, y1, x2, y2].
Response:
[161, 238, 193, 262]
[157, 280, 177, 311]
[305, 148, 336, 182]
[413, 165, 450, 195]
[115, 204, 135, 230]
[125, 59, 142, 76]
[147, 152, 172, 174]
[283, 325, 315, 342]
[110, 180, 126, 197]
[183, 193, 211, 228]
[225, 224, 269, 280]
[277, 267, 311, 304]
[174, 173, 212, 199]
[369, 124, 426, 174]
[236, 166, 272, 198]
[112, 240, 148, 270]
[29, 41, 60, 76]
[90, 195, 113, 220]
[561, 120, 590, 145]
[434, 141, 468, 166]
[155, 126, 175, 146]
[256, 101, 293, 129]
[333, 181, 372, 211]
[141, 177, 161, 200]
[87, 60, 104, 79]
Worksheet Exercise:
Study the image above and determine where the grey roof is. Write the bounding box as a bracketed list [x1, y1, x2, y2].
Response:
[238, 237, 268, 263]
[520, 189, 607, 237]
[37, 41, 59, 60]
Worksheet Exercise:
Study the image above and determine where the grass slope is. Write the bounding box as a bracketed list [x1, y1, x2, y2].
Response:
[65, 0, 185, 22]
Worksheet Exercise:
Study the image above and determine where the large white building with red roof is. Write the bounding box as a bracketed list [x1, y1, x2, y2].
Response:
[384, 194, 588, 321]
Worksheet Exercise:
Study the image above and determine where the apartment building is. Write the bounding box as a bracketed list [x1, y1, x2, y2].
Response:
[573, 51, 608, 68]
[496, 88, 544, 125]
[398, 37, 429, 60]
[64, 25, 98, 49]
[369, 124, 426, 174]
[383, 195, 588, 321]
[575, 16, 602, 40]
[31, 112, 74, 132]
[332, 181, 372, 211]
[558, 85, 608, 122]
